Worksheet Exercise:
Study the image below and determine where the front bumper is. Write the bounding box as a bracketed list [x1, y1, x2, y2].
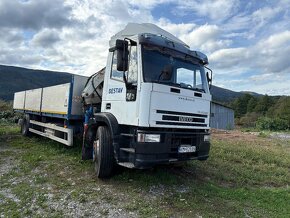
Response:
[127, 129, 210, 169]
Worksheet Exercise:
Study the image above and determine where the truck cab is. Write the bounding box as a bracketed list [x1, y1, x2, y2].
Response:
[82, 23, 212, 177]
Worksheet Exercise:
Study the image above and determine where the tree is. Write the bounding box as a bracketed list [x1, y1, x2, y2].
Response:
[271, 96, 290, 127]
[247, 97, 257, 113]
[254, 95, 273, 115]
[231, 94, 253, 118]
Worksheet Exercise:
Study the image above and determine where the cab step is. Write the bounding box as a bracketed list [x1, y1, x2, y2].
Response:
[120, 133, 135, 138]
[118, 162, 135, 168]
[120, 148, 135, 153]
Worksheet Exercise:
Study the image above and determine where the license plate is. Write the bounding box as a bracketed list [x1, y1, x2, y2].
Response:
[178, 145, 196, 153]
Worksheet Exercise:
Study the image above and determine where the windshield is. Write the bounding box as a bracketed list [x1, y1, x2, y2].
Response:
[142, 45, 208, 92]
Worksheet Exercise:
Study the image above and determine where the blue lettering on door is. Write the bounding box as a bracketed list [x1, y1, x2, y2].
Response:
[108, 88, 123, 94]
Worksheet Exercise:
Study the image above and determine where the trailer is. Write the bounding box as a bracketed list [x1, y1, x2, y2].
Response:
[14, 23, 213, 178]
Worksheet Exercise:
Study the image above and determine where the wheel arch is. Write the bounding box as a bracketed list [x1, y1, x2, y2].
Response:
[89, 112, 119, 137]
[89, 112, 120, 162]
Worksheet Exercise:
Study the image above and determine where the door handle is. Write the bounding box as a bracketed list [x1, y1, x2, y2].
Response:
[106, 103, 111, 109]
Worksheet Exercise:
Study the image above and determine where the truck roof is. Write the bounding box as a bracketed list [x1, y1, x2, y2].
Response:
[109, 23, 189, 48]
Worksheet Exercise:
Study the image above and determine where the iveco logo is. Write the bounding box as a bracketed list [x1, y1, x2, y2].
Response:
[179, 116, 193, 122]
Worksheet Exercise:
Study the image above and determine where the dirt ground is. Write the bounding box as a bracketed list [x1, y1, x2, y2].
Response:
[212, 128, 290, 144]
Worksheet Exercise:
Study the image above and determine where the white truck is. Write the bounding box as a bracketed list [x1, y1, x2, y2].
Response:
[13, 23, 213, 178]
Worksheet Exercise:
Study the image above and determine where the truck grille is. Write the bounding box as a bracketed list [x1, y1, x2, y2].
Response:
[156, 110, 208, 127]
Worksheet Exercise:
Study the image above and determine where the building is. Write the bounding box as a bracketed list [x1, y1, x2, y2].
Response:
[210, 102, 235, 130]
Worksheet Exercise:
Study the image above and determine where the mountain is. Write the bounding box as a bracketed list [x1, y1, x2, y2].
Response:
[240, 91, 261, 96]
[210, 85, 243, 103]
[0, 65, 72, 100]
[0, 65, 260, 102]
[210, 86, 261, 103]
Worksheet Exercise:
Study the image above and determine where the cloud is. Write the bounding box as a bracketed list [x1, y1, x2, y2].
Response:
[32, 29, 61, 47]
[0, 48, 42, 66]
[209, 47, 247, 69]
[255, 31, 290, 74]
[157, 20, 232, 53]
[215, 73, 290, 95]
[182, 25, 219, 46]
[175, 0, 240, 22]
[0, 28, 23, 46]
[210, 30, 290, 75]
[180, 24, 232, 53]
[0, 0, 73, 30]
[252, 6, 281, 26]
[127, 0, 172, 9]
[63, 0, 157, 74]
[260, 30, 290, 48]
[249, 73, 289, 95]
[157, 18, 196, 37]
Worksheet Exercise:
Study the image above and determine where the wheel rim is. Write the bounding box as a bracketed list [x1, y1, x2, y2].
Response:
[93, 139, 100, 163]
[22, 120, 26, 134]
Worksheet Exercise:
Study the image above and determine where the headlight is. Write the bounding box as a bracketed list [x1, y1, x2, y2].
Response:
[137, 133, 161, 143]
[204, 135, 210, 142]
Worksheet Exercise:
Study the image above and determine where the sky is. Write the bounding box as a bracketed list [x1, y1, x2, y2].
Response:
[0, 0, 290, 95]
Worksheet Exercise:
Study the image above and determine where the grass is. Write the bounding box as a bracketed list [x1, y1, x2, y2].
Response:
[0, 122, 20, 136]
[0, 123, 289, 217]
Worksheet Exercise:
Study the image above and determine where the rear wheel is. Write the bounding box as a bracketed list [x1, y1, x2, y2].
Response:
[21, 114, 31, 136]
[93, 126, 115, 178]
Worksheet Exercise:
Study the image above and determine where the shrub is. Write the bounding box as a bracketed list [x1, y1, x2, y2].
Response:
[0, 110, 14, 119]
[0, 100, 21, 123]
[239, 112, 260, 127]
[256, 117, 289, 131]
[0, 100, 12, 111]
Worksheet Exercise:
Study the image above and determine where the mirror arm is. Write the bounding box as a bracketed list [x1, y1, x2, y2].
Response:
[123, 72, 129, 89]
[122, 38, 130, 88]
[205, 66, 213, 89]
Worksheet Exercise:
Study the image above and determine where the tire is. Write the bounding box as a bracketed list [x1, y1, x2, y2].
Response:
[93, 126, 115, 178]
[82, 127, 95, 160]
[21, 114, 31, 136]
[82, 144, 93, 160]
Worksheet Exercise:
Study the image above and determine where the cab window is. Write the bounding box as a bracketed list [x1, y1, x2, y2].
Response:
[111, 45, 138, 83]
[127, 45, 138, 84]
[111, 51, 123, 81]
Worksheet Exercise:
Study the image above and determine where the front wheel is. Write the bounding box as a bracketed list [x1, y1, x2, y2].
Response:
[93, 126, 115, 178]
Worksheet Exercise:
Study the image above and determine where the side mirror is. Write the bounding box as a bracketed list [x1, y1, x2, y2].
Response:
[116, 40, 129, 72]
[206, 68, 212, 90]
[206, 71, 212, 82]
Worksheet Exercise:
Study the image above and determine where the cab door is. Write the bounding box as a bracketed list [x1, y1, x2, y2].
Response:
[101, 43, 139, 126]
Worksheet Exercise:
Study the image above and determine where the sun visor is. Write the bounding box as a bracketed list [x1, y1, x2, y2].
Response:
[139, 34, 209, 65]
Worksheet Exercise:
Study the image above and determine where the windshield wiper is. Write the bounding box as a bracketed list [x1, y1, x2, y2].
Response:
[151, 80, 205, 92]
[192, 87, 205, 93]
[179, 83, 205, 92]
[152, 80, 181, 88]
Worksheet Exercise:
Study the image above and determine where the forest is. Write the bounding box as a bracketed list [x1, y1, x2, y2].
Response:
[229, 93, 290, 131]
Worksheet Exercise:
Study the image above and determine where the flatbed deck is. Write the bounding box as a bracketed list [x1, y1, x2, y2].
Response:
[13, 74, 88, 120]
